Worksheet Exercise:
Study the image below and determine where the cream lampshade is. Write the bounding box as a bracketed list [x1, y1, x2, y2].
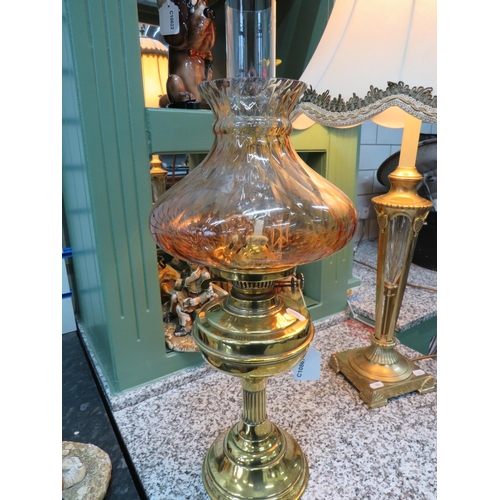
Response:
[292, 0, 437, 407]
[139, 34, 169, 108]
[293, 0, 436, 130]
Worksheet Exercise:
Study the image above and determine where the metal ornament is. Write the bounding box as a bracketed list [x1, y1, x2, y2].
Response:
[150, 155, 167, 204]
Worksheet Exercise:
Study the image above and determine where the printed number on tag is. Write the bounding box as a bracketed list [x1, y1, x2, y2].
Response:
[293, 347, 321, 381]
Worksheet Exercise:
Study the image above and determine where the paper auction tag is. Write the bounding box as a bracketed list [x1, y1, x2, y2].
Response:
[369, 381, 384, 389]
[293, 347, 321, 381]
[286, 308, 306, 322]
[159, 1, 180, 35]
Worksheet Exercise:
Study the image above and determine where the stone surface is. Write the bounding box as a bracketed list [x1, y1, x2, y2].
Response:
[101, 313, 436, 500]
[80, 238, 437, 499]
[62, 442, 112, 500]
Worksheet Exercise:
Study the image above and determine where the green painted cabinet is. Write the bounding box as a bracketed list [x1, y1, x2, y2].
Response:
[62, 0, 360, 395]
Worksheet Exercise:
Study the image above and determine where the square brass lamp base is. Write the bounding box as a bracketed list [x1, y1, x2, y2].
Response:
[330, 348, 436, 408]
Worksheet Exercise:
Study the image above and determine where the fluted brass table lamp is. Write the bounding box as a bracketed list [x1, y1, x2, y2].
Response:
[289, 0, 438, 408]
[329, 114, 436, 408]
[150, 77, 357, 499]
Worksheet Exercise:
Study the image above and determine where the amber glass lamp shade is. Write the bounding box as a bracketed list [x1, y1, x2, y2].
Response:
[150, 77, 357, 274]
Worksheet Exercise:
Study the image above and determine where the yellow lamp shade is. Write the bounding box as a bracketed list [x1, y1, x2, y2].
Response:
[140, 36, 169, 108]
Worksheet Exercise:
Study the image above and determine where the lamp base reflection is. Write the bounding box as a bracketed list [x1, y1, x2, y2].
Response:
[330, 341, 435, 409]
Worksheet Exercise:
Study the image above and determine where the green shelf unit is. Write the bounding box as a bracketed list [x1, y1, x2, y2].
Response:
[62, 0, 361, 395]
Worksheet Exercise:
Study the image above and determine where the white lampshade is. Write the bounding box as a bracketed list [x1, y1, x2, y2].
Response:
[140, 36, 169, 108]
[293, 0, 437, 130]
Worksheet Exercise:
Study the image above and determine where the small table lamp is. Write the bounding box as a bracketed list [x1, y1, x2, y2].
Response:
[139, 30, 169, 108]
[293, 0, 437, 408]
[139, 29, 169, 202]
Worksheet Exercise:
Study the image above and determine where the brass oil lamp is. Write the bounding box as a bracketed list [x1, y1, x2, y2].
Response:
[150, 76, 357, 498]
[150, 2, 356, 497]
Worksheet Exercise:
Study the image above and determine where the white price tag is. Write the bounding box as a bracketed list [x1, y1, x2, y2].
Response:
[369, 381, 384, 389]
[159, 1, 180, 36]
[293, 347, 321, 381]
[413, 369, 425, 376]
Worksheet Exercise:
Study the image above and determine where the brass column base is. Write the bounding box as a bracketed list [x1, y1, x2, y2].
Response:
[330, 348, 436, 408]
[202, 419, 309, 500]
[193, 271, 312, 499]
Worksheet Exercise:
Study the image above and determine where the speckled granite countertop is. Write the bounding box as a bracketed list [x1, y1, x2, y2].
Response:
[84, 239, 437, 499]
[106, 315, 436, 500]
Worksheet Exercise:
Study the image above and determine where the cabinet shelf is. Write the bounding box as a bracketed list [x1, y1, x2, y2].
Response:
[63, 0, 360, 395]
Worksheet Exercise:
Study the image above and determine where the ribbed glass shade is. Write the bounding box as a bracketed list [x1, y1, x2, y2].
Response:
[150, 77, 357, 274]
